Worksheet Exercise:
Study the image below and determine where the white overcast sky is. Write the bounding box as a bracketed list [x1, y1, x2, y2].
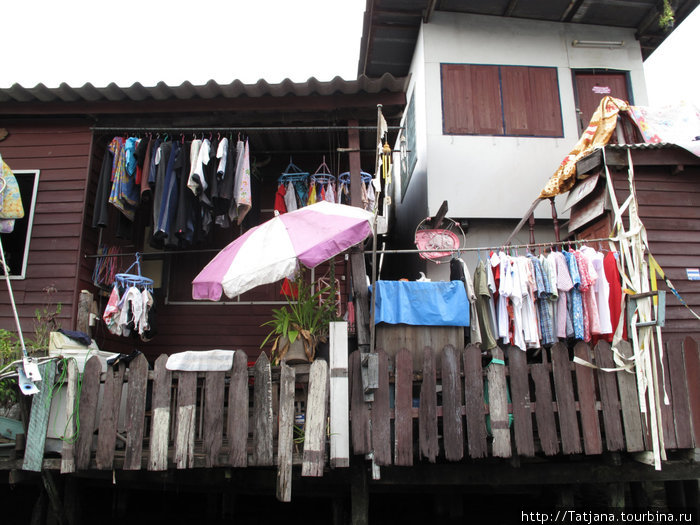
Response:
[1, 0, 698, 109]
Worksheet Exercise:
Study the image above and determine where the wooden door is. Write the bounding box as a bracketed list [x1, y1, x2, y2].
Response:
[574, 72, 630, 134]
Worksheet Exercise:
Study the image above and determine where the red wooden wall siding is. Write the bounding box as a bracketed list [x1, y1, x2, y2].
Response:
[0, 121, 92, 334]
[612, 164, 700, 343]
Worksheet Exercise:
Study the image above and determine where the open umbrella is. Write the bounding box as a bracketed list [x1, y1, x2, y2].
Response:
[192, 201, 374, 301]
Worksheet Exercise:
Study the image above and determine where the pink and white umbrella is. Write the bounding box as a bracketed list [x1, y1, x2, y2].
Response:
[192, 201, 374, 301]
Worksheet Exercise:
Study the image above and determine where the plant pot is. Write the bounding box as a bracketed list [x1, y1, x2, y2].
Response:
[282, 337, 312, 365]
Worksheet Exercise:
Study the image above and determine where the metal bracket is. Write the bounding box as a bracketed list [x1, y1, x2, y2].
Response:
[360, 352, 378, 402]
[628, 290, 666, 329]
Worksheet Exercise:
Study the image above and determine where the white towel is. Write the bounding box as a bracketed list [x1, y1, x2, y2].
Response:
[166, 349, 236, 371]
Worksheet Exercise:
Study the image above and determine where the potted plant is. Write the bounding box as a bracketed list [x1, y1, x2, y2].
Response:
[260, 276, 338, 365]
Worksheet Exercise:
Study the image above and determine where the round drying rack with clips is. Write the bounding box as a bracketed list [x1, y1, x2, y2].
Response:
[414, 216, 465, 264]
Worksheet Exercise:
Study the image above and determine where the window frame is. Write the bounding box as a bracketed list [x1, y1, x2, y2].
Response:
[1, 169, 40, 280]
[440, 63, 564, 138]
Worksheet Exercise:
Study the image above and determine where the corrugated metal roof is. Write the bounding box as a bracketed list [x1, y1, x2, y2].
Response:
[0, 74, 407, 104]
[358, 0, 700, 77]
[606, 142, 688, 151]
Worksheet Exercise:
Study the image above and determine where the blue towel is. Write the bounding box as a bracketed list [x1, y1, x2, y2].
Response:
[372, 280, 469, 326]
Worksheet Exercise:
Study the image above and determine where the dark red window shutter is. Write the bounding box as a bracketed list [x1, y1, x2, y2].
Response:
[501, 66, 531, 135]
[441, 64, 503, 135]
[502, 66, 563, 137]
[470, 65, 504, 135]
[527, 67, 563, 137]
[442, 64, 561, 137]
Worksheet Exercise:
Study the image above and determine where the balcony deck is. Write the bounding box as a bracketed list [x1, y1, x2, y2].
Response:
[2, 336, 700, 502]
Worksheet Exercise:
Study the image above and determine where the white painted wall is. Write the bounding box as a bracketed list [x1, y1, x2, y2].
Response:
[414, 12, 648, 220]
[393, 26, 430, 246]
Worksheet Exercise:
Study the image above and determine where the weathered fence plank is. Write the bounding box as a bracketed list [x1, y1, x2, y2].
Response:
[23, 361, 57, 472]
[531, 363, 559, 455]
[683, 337, 700, 447]
[253, 353, 274, 466]
[228, 351, 249, 467]
[442, 345, 464, 461]
[657, 343, 677, 450]
[666, 340, 693, 449]
[174, 372, 197, 469]
[593, 341, 625, 452]
[486, 346, 511, 458]
[464, 344, 487, 459]
[330, 321, 350, 468]
[203, 371, 225, 467]
[95, 362, 126, 470]
[508, 345, 535, 457]
[75, 356, 102, 470]
[550, 342, 582, 455]
[302, 359, 329, 477]
[277, 363, 296, 502]
[148, 354, 172, 471]
[60, 359, 79, 473]
[419, 347, 439, 463]
[615, 341, 645, 452]
[124, 354, 148, 470]
[574, 342, 602, 455]
[349, 350, 371, 455]
[372, 349, 391, 466]
[394, 349, 413, 466]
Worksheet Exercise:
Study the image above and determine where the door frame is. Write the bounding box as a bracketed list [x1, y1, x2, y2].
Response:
[571, 69, 634, 134]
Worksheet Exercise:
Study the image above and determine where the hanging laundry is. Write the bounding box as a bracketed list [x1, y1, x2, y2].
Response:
[307, 182, 317, 205]
[103, 285, 122, 336]
[274, 183, 287, 215]
[108, 137, 139, 221]
[153, 140, 183, 246]
[232, 139, 252, 225]
[134, 135, 150, 187]
[175, 143, 200, 247]
[473, 260, 498, 350]
[216, 137, 229, 177]
[450, 258, 481, 346]
[284, 181, 298, 213]
[603, 250, 627, 341]
[325, 182, 335, 203]
[142, 136, 161, 201]
[187, 138, 210, 195]
[581, 245, 612, 335]
[553, 251, 574, 339]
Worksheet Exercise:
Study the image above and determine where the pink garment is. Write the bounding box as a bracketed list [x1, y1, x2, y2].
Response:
[581, 246, 613, 334]
[103, 285, 122, 335]
[574, 249, 601, 339]
[553, 252, 573, 339]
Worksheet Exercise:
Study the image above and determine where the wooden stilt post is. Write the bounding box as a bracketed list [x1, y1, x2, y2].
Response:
[351, 464, 369, 525]
[607, 483, 626, 508]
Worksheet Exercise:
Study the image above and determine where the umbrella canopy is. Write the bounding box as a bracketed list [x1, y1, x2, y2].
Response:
[192, 201, 374, 301]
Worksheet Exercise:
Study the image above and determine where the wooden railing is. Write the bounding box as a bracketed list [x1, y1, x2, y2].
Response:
[8, 336, 700, 501]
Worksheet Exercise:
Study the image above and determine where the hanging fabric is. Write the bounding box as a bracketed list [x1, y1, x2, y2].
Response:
[232, 138, 252, 225]
[0, 154, 25, 233]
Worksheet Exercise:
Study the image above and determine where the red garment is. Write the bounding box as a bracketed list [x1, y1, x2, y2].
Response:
[603, 251, 627, 342]
[280, 278, 298, 298]
[274, 184, 287, 215]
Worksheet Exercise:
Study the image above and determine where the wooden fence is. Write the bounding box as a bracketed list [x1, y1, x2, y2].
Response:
[350, 337, 700, 464]
[14, 336, 700, 501]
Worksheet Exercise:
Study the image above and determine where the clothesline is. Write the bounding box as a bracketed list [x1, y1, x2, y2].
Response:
[374, 236, 614, 256]
[91, 125, 403, 133]
[86, 237, 615, 261]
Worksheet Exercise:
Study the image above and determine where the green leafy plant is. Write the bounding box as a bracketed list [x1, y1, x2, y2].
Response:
[0, 329, 21, 408]
[29, 285, 62, 352]
[260, 275, 339, 365]
[659, 0, 675, 29]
